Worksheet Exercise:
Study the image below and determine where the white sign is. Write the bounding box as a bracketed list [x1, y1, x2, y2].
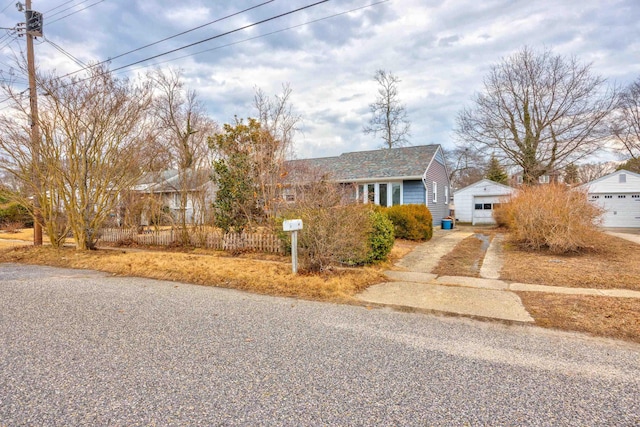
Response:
[283, 219, 303, 231]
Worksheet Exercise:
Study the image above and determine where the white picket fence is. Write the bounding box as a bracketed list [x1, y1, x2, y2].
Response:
[99, 228, 284, 253]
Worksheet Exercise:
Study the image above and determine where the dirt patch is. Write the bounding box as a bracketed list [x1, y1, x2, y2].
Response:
[517, 292, 640, 343]
[432, 233, 493, 277]
[501, 232, 640, 291]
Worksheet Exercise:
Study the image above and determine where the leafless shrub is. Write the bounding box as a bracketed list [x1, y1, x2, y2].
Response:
[497, 184, 603, 253]
[1, 221, 24, 233]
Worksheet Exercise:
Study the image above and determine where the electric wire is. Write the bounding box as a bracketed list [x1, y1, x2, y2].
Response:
[107, 0, 330, 74]
[47, 0, 104, 26]
[44, 36, 86, 68]
[122, 0, 389, 74]
[45, 0, 79, 14]
[47, 0, 95, 19]
[59, 0, 275, 79]
[0, 1, 13, 14]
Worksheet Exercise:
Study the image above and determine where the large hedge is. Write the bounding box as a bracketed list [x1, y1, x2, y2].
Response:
[385, 204, 433, 241]
[0, 202, 33, 227]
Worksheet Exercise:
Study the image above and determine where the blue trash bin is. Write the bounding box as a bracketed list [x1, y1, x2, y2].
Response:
[441, 219, 453, 230]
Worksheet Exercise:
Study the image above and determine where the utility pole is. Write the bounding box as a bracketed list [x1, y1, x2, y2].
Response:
[23, 0, 43, 245]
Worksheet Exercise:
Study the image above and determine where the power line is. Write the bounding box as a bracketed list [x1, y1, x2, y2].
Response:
[0, 1, 14, 14]
[47, 0, 94, 19]
[44, 36, 86, 68]
[107, 0, 330, 74]
[45, 0, 79, 14]
[119, 0, 389, 75]
[47, 0, 104, 26]
[60, 0, 275, 79]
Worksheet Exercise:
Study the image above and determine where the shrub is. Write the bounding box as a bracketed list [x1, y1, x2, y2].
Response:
[365, 209, 395, 264]
[385, 204, 433, 241]
[0, 202, 33, 228]
[280, 204, 395, 271]
[497, 184, 602, 253]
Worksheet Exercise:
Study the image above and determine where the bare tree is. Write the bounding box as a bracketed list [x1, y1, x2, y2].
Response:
[0, 64, 153, 249]
[253, 84, 300, 218]
[577, 162, 617, 183]
[456, 47, 617, 185]
[150, 69, 218, 244]
[444, 146, 487, 191]
[363, 69, 411, 148]
[612, 77, 640, 160]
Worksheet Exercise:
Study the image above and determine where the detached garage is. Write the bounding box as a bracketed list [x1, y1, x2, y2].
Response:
[583, 170, 640, 228]
[453, 179, 516, 225]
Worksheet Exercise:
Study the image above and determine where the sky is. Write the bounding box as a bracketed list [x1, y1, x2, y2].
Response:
[0, 0, 639, 161]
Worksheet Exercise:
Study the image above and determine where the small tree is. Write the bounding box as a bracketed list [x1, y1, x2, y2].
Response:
[485, 155, 509, 184]
[363, 69, 411, 148]
[563, 163, 580, 185]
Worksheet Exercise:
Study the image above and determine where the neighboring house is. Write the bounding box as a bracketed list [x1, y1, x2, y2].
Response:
[582, 169, 640, 228]
[510, 170, 564, 186]
[453, 179, 516, 225]
[130, 169, 216, 226]
[284, 145, 451, 225]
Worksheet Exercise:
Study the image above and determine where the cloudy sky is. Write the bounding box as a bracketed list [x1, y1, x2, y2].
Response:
[1, 0, 638, 160]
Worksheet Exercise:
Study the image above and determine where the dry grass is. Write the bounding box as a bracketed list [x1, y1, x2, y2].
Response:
[0, 228, 37, 242]
[501, 232, 640, 290]
[432, 232, 494, 277]
[0, 246, 385, 302]
[517, 292, 640, 343]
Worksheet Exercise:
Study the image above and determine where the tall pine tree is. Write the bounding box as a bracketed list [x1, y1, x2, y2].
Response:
[485, 156, 509, 184]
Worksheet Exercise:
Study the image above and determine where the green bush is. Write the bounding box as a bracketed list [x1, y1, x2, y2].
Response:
[365, 209, 395, 263]
[385, 204, 433, 241]
[0, 202, 33, 227]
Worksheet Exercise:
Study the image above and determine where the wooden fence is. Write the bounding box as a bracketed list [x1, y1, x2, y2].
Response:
[99, 228, 284, 253]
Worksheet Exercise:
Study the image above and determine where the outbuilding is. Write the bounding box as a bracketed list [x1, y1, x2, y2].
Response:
[453, 179, 515, 225]
[582, 169, 640, 228]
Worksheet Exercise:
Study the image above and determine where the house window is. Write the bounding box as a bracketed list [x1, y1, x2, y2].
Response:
[432, 182, 437, 203]
[358, 185, 364, 202]
[604, 195, 613, 199]
[516, 175, 523, 185]
[285, 194, 295, 202]
[379, 183, 388, 207]
[591, 195, 600, 199]
[483, 203, 492, 210]
[173, 193, 180, 208]
[620, 174, 626, 183]
[618, 195, 626, 198]
[633, 195, 640, 198]
[539, 175, 550, 184]
[367, 184, 375, 203]
[474, 203, 483, 210]
[392, 183, 401, 205]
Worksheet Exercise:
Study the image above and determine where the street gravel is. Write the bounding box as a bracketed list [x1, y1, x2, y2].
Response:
[1, 263, 638, 426]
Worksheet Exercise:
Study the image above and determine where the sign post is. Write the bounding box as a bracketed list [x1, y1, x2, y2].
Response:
[282, 219, 303, 274]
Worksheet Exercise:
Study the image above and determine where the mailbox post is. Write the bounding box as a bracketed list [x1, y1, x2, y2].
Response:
[282, 219, 303, 273]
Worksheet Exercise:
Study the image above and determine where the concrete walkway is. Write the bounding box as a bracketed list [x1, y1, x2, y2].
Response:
[357, 227, 640, 323]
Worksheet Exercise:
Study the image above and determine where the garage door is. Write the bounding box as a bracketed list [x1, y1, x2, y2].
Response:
[591, 194, 640, 228]
[472, 196, 503, 225]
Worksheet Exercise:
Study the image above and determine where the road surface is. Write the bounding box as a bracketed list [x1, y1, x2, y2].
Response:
[1, 264, 638, 425]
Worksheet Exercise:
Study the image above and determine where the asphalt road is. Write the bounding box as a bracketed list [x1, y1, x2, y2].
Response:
[1, 264, 639, 426]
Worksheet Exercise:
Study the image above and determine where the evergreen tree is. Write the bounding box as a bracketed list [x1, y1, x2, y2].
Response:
[485, 156, 509, 184]
[563, 164, 580, 184]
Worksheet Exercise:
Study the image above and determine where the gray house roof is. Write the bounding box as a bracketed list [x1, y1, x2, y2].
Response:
[285, 145, 440, 182]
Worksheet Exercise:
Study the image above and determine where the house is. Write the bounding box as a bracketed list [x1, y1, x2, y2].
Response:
[453, 179, 516, 225]
[129, 169, 216, 226]
[510, 170, 564, 186]
[582, 169, 640, 228]
[284, 145, 451, 225]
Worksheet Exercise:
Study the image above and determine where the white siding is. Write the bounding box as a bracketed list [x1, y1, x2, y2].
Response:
[583, 170, 640, 228]
[453, 179, 515, 223]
